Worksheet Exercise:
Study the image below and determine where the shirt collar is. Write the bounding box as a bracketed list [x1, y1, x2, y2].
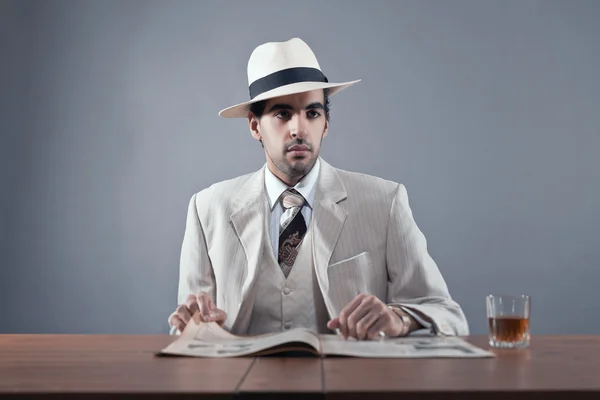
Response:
[264, 158, 320, 210]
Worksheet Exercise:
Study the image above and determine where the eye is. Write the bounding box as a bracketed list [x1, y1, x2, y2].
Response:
[275, 110, 290, 119]
[307, 110, 321, 119]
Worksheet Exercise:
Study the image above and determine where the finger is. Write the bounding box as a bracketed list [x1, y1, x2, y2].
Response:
[175, 304, 192, 322]
[356, 309, 384, 340]
[169, 314, 187, 333]
[367, 317, 389, 340]
[206, 298, 226, 323]
[210, 308, 228, 324]
[338, 294, 366, 338]
[207, 298, 217, 312]
[338, 294, 367, 339]
[185, 294, 200, 314]
[196, 294, 212, 320]
[346, 296, 376, 339]
[327, 318, 340, 331]
[346, 305, 370, 339]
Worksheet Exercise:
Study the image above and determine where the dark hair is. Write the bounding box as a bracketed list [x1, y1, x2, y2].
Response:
[249, 89, 330, 121]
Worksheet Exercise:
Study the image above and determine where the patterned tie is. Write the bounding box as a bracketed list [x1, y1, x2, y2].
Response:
[278, 189, 307, 278]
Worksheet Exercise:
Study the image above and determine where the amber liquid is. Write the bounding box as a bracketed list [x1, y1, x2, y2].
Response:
[488, 316, 529, 342]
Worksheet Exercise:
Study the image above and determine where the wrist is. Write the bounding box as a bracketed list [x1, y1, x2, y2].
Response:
[387, 306, 413, 337]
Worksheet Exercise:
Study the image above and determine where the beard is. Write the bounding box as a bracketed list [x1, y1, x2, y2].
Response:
[271, 138, 319, 179]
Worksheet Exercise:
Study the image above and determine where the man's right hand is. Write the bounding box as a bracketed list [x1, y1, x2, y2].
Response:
[168, 292, 227, 333]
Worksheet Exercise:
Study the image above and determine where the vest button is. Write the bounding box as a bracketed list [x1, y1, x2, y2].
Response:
[283, 287, 292, 295]
[284, 322, 292, 330]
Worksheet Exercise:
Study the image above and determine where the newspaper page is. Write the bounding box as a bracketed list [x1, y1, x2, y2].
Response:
[159, 316, 494, 358]
[319, 335, 495, 358]
[159, 321, 321, 358]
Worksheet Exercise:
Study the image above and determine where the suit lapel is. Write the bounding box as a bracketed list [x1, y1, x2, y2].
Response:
[311, 159, 348, 316]
[229, 166, 268, 325]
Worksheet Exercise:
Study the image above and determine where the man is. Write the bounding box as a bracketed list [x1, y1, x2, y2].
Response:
[168, 38, 469, 339]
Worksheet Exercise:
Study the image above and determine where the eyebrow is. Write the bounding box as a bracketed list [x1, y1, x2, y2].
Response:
[305, 102, 325, 110]
[267, 102, 325, 113]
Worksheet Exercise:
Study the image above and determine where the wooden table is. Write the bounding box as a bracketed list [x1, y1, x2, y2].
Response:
[1, 335, 599, 399]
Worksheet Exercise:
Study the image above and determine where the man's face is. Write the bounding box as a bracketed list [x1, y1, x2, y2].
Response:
[249, 90, 328, 183]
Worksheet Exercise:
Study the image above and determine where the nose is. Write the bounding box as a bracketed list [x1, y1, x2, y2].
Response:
[289, 114, 307, 139]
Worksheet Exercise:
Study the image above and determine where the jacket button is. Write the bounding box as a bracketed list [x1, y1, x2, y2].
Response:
[283, 287, 292, 295]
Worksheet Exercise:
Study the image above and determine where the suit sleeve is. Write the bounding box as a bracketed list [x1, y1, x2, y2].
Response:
[168, 193, 217, 334]
[385, 184, 469, 336]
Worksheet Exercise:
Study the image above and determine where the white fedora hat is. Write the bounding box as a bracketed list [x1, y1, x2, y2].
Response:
[218, 38, 361, 118]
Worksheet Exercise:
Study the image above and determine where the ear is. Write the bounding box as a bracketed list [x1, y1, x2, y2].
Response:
[248, 113, 262, 141]
[322, 119, 329, 139]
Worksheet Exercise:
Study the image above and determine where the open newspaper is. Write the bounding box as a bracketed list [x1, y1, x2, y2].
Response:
[158, 315, 494, 358]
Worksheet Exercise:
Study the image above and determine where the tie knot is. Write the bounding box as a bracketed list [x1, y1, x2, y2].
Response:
[281, 189, 304, 209]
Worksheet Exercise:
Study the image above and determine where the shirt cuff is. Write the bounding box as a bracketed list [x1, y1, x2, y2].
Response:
[407, 328, 435, 336]
[400, 306, 435, 335]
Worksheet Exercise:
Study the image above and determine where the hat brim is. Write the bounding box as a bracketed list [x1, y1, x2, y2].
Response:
[218, 79, 361, 118]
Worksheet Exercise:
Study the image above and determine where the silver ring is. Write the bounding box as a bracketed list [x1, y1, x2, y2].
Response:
[377, 331, 386, 340]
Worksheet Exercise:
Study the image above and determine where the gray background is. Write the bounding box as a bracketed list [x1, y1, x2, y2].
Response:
[1, 0, 598, 335]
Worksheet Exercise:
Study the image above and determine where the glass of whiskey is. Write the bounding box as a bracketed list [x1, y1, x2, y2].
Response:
[486, 294, 531, 349]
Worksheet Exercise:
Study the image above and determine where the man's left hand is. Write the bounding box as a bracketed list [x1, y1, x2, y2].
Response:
[326, 294, 412, 340]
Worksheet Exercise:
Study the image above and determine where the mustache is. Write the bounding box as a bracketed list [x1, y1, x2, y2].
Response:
[285, 139, 312, 152]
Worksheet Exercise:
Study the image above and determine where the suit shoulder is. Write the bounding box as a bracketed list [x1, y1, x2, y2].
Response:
[334, 167, 401, 197]
[191, 171, 256, 206]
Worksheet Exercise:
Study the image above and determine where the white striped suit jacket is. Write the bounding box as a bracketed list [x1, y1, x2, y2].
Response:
[175, 158, 469, 336]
